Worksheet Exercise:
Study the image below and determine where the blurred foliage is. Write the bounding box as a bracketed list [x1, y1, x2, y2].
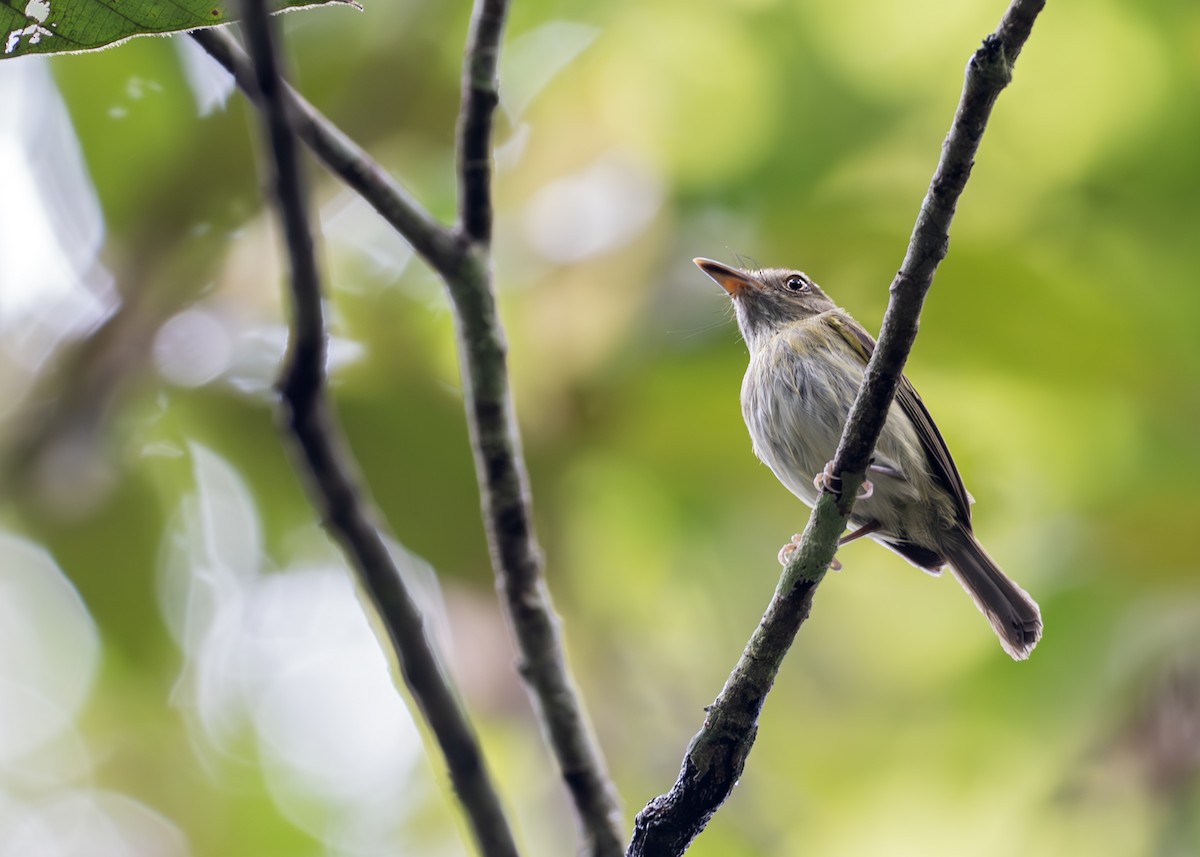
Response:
[1, 0, 1198, 855]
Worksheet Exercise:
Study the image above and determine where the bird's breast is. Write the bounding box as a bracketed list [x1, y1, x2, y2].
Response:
[740, 325, 859, 506]
[738, 321, 939, 541]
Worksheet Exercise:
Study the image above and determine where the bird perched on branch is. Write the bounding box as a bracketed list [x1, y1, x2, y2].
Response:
[695, 257, 1042, 660]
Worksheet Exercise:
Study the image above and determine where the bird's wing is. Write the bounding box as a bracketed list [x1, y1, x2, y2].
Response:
[823, 311, 973, 524]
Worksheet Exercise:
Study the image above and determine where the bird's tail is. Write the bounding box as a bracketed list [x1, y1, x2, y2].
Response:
[944, 526, 1042, 660]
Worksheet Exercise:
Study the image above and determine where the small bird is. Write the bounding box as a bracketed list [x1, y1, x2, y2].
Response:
[695, 257, 1042, 660]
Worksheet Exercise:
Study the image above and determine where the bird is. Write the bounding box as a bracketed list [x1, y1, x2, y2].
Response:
[694, 257, 1042, 660]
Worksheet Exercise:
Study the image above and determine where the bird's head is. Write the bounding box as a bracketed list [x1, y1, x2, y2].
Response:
[694, 257, 837, 349]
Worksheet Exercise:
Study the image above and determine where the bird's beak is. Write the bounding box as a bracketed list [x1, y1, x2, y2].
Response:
[693, 257, 757, 296]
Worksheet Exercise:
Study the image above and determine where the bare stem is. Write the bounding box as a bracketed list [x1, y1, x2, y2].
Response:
[446, 1, 626, 853]
[191, 27, 461, 274]
[456, 0, 506, 243]
[627, 1, 1047, 854]
[236, 4, 520, 856]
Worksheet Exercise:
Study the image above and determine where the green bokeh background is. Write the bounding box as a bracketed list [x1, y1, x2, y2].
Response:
[2, 0, 1199, 854]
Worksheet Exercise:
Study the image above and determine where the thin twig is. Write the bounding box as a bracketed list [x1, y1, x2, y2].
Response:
[456, 0, 506, 242]
[627, 1, 1047, 854]
[191, 27, 461, 275]
[235, 4, 521, 856]
[448, 1, 627, 853]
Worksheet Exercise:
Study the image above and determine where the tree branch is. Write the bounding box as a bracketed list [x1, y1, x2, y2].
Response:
[235, 4, 520, 856]
[191, 27, 462, 275]
[201, 4, 625, 853]
[627, 1, 1047, 854]
[831, 3, 1044, 482]
[446, 1, 627, 853]
[456, 0, 506, 243]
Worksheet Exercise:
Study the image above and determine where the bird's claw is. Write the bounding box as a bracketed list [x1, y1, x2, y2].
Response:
[777, 534, 801, 566]
[813, 461, 873, 499]
[813, 462, 839, 495]
[778, 533, 842, 571]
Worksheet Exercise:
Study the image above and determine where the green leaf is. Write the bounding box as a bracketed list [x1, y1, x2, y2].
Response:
[1, 0, 361, 59]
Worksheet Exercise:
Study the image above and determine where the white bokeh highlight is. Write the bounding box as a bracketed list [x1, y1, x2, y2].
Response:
[523, 153, 663, 263]
[0, 59, 115, 377]
[152, 308, 234, 388]
[161, 443, 443, 853]
[0, 535, 99, 771]
[174, 36, 236, 117]
[0, 791, 187, 857]
[0, 534, 189, 855]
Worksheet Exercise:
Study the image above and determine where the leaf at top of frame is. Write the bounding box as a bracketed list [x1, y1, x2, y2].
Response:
[1, 0, 361, 59]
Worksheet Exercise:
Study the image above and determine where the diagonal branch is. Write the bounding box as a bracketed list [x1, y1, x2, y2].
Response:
[235, 4, 520, 856]
[829, 1, 1044, 482]
[191, 27, 462, 275]
[627, 1, 1047, 854]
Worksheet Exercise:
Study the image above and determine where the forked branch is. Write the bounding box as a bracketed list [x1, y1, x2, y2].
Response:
[236, 2, 519, 856]
[205, 1, 625, 853]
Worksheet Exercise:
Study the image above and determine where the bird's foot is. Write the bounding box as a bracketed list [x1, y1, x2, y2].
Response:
[813, 461, 873, 499]
[777, 534, 802, 566]
[778, 533, 842, 571]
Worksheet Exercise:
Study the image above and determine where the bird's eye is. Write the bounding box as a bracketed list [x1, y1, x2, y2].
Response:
[784, 275, 809, 292]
